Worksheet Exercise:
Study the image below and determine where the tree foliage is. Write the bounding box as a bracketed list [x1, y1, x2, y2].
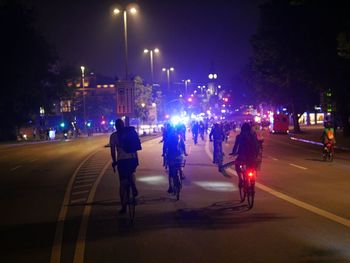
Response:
[133, 76, 153, 122]
[249, 0, 350, 134]
[0, 1, 67, 140]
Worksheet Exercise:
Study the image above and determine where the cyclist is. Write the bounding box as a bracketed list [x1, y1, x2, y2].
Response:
[164, 126, 188, 193]
[110, 119, 139, 214]
[209, 123, 225, 167]
[223, 121, 231, 142]
[321, 121, 336, 153]
[251, 121, 264, 169]
[230, 122, 259, 187]
[191, 121, 199, 145]
[199, 121, 205, 141]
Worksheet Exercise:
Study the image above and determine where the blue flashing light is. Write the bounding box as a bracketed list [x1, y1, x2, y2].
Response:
[109, 120, 115, 126]
[170, 116, 181, 126]
[87, 122, 92, 127]
[60, 122, 65, 128]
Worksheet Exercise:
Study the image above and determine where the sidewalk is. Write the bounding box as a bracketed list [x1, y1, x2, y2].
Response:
[289, 125, 350, 151]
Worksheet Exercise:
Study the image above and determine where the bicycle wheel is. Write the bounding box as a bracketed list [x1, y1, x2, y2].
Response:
[239, 181, 246, 202]
[173, 171, 181, 200]
[247, 184, 255, 209]
[217, 152, 223, 171]
[127, 187, 136, 223]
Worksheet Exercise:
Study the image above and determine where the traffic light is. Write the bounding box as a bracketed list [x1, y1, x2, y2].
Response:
[321, 89, 334, 113]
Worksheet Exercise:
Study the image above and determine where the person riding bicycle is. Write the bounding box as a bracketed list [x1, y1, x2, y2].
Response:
[164, 126, 188, 193]
[223, 121, 231, 142]
[191, 121, 199, 144]
[199, 121, 205, 141]
[321, 121, 336, 153]
[110, 119, 139, 214]
[230, 122, 259, 187]
[209, 123, 225, 166]
[251, 121, 264, 169]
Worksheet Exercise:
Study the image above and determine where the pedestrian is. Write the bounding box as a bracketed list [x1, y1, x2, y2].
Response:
[110, 119, 141, 214]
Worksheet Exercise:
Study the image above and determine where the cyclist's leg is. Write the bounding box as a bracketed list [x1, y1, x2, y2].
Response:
[235, 162, 243, 187]
[168, 162, 176, 193]
[117, 164, 128, 213]
[213, 142, 218, 163]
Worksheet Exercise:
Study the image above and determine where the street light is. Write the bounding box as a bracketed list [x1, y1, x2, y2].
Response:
[182, 79, 191, 96]
[208, 73, 218, 80]
[80, 65, 87, 132]
[144, 48, 160, 86]
[113, 4, 138, 80]
[162, 67, 174, 90]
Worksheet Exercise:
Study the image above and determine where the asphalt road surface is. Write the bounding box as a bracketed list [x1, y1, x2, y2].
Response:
[1, 130, 349, 263]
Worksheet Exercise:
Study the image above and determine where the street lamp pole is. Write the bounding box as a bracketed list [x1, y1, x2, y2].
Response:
[113, 5, 138, 80]
[144, 48, 159, 86]
[182, 79, 191, 96]
[162, 67, 174, 91]
[80, 66, 86, 133]
[123, 10, 128, 80]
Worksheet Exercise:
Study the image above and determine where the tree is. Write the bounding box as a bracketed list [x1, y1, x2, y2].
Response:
[249, 0, 350, 135]
[249, 0, 321, 133]
[0, 1, 65, 140]
[133, 76, 153, 123]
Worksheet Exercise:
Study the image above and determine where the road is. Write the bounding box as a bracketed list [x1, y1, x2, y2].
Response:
[0, 130, 349, 263]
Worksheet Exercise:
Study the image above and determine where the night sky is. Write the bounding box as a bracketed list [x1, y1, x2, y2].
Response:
[30, 0, 263, 87]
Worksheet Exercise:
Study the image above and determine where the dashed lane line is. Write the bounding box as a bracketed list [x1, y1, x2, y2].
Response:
[72, 190, 90, 196]
[289, 163, 308, 170]
[75, 178, 96, 183]
[50, 150, 101, 263]
[73, 160, 111, 263]
[73, 184, 93, 189]
[205, 139, 350, 229]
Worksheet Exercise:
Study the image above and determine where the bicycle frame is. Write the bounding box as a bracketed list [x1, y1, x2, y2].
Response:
[239, 164, 256, 209]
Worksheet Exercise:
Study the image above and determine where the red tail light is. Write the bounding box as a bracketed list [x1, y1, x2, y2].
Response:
[247, 170, 256, 177]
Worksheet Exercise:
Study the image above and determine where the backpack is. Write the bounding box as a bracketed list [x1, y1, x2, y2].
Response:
[120, 126, 142, 153]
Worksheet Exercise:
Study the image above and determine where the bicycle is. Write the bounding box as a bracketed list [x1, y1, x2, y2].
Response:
[238, 163, 256, 209]
[163, 152, 168, 170]
[322, 142, 334, 162]
[114, 167, 136, 223]
[169, 158, 186, 200]
[124, 175, 136, 223]
[213, 141, 224, 171]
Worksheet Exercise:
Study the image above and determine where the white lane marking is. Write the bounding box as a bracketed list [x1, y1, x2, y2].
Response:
[75, 178, 96, 183]
[205, 140, 350, 229]
[10, 165, 22, 171]
[76, 175, 97, 179]
[50, 150, 100, 263]
[73, 160, 111, 263]
[29, 158, 38, 163]
[289, 163, 308, 170]
[72, 190, 89, 195]
[271, 157, 278, 161]
[257, 183, 350, 228]
[70, 198, 86, 204]
[73, 184, 93, 189]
